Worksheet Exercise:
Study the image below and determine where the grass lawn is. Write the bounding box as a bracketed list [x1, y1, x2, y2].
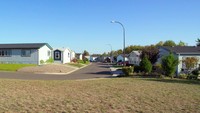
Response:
[0, 64, 36, 71]
[0, 78, 199, 112]
[67, 63, 85, 68]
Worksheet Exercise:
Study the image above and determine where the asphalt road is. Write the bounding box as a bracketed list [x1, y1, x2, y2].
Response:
[0, 62, 112, 80]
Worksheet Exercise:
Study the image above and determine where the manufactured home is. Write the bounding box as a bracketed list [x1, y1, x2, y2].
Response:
[0, 43, 53, 65]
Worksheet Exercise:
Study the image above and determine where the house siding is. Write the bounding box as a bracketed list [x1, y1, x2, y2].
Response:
[38, 45, 52, 65]
[117, 55, 128, 62]
[128, 51, 141, 66]
[0, 49, 38, 64]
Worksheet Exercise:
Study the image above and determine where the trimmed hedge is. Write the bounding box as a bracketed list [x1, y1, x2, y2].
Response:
[122, 66, 134, 76]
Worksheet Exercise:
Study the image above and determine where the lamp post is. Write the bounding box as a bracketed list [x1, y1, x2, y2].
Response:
[111, 20, 126, 66]
[106, 44, 112, 64]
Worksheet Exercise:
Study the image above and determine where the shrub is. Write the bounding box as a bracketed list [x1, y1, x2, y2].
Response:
[161, 52, 179, 78]
[71, 58, 77, 63]
[122, 66, 134, 76]
[46, 57, 54, 63]
[192, 69, 199, 76]
[134, 66, 142, 73]
[179, 74, 188, 79]
[40, 60, 45, 65]
[140, 56, 152, 73]
[153, 63, 163, 74]
[187, 74, 198, 80]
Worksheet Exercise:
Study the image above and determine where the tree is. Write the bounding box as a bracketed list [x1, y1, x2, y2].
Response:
[161, 53, 179, 78]
[156, 41, 164, 47]
[124, 45, 143, 54]
[116, 49, 123, 55]
[83, 50, 89, 56]
[140, 56, 152, 73]
[178, 40, 186, 46]
[82, 50, 89, 61]
[182, 57, 199, 73]
[163, 40, 176, 46]
[141, 45, 159, 64]
[196, 38, 200, 46]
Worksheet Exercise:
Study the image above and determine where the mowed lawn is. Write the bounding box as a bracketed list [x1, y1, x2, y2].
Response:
[0, 64, 36, 71]
[0, 78, 199, 113]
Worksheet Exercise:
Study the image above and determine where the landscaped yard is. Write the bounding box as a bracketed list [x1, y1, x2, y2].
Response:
[67, 63, 85, 68]
[0, 78, 199, 112]
[0, 64, 36, 71]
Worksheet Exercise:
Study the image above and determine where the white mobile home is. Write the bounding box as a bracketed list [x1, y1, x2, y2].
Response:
[0, 43, 53, 65]
[53, 48, 71, 64]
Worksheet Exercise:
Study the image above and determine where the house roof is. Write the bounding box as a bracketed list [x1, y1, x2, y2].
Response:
[160, 46, 200, 54]
[0, 43, 53, 50]
[54, 48, 71, 52]
[130, 51, 141, 55]
[118, 54, 129, 57]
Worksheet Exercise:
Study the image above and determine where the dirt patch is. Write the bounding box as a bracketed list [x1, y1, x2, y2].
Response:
[18, 64, 78, 74]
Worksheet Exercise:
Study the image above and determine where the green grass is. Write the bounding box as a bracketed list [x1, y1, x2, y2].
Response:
[0, 78, 199, 112]
[67, 63, 85, 68]
[0, 64, 36, 71]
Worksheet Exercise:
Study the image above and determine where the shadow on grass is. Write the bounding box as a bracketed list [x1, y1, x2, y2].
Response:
[143, 78, 200, 85]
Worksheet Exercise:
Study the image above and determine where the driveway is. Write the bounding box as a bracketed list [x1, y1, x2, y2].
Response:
[0, 62, 112, 80]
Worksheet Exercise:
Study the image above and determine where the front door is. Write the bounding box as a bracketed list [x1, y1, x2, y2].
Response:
[54, 50, 61, 60]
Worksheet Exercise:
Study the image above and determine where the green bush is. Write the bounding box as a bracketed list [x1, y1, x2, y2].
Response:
[140, 56, 152, 73]
[122, 66, 134, 76]
[40, 60, 45, 64]
[161, 52, 179, 78]
[179, 74, 188, 79]
[187, 74, 198, 80]
[46, 57, 54, 63]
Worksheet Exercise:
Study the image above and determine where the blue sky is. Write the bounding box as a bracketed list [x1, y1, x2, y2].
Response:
[0, 0, 200, 54]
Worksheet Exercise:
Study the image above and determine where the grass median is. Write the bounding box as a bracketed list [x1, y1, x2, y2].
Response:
[0, 78, 199, 112]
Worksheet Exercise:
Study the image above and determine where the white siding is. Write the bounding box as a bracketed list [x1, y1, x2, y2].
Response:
[63, 49, 71, 64]
[117, 55, 128, 62]
[38, 45, 52, 65]
[70, 51, 75, 60]
[128, 51, 141, 65]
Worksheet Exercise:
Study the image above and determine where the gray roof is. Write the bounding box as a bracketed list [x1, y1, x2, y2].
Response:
[160, 46, 200, 54]
[0, 43, 53, 50]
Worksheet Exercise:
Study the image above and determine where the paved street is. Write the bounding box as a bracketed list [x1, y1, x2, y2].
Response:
[0, 62, 112, 80]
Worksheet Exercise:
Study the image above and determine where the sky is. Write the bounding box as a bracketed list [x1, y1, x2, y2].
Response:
[0, 0, 200, 54]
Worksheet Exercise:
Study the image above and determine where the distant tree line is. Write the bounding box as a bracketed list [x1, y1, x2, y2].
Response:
[102, 40, 187, 57]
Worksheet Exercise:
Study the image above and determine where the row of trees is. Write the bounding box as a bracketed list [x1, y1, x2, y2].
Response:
[102, 40, 187, 57]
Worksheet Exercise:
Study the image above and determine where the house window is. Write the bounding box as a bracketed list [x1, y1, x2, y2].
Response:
[68, 53, 70, 58]
[21, 50, 31, 57]
[48, 50, 51, 56]
[0, 50, 11, 57]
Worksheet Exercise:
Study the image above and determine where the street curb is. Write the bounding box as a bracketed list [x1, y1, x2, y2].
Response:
[36, 63, 92, 75]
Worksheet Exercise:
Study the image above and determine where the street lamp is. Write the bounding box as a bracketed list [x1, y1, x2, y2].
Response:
[106, 44, 112, 64]
[111, 20, 126, 66]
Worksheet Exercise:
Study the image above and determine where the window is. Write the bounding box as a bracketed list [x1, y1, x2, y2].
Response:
[0, 50, 11, 57]
[21, 50, 31, 57]
[48, 50, 51, 56]
[68, 53, 70, 58]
